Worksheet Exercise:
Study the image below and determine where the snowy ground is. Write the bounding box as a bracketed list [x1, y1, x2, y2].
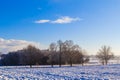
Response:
[0, 64, 120, 80]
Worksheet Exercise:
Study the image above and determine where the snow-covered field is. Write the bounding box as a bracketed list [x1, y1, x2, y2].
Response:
[0, 64, 120, 80]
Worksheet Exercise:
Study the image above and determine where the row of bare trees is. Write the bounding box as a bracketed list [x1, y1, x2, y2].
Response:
[49, 40, 89, 67]
[0, 40, 90, 67]
[0, 40, 115, 67]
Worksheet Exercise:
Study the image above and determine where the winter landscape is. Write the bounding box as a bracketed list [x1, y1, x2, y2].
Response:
[0, 64, 120, 80]
[1, 0, 120, 80]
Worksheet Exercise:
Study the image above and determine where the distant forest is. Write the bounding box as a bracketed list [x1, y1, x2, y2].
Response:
[0, 40, 115, 67]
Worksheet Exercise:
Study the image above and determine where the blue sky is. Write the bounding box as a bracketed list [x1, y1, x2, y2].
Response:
[0, 0, 120, 55]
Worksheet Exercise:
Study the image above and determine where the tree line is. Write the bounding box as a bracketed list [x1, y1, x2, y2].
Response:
[0, 40, 114, 67]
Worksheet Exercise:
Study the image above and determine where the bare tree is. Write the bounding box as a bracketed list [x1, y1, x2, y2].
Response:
[23, 45, 42, 68]
[49, 42, 57, 67]
[96, 45, 114, 65]
[57, 40, 63, 67]
[60, 40, 89, 67]
[63, 40, 87, 67]
[64, 40, 74, 66]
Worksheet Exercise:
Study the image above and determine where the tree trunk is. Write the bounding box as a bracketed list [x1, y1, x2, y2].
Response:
[70, 57, 72, 67]
[81, 59, 84, 66]
[105, 60, 108, 65]
[102, 61, 104, 65]
[59, 48, 62, 67]
[59, 55, 61, 67]
[51, 61, 54, 67]
[82, 63, 84, 66]
[30, 65, 32, 68]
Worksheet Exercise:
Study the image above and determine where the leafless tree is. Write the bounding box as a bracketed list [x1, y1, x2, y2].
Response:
[57, 40, 63, 67]
[63, 40, 74, 66]
[49, 42, 57, 67]
[23, 45, 42, 68]
[96, 45, 114, 65]
[63, 40, 89, 66]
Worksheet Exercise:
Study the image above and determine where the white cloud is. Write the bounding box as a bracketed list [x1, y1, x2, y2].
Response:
[0, 38, 47, 54]
[34, 16, 80, 24]
[35, 20, 50, 23]
[51, 16, 80, 24]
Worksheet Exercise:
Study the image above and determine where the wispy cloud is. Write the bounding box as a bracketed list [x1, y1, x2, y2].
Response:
[34, 16, 81, 24]
[35, 20, 50, 23]
[51, 16, 80, 24]
[0, 38, 47, 54]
